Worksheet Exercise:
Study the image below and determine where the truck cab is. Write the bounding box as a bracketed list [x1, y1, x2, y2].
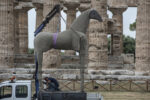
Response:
[0, 79, 103, 100]
[0, 80, 32, 100]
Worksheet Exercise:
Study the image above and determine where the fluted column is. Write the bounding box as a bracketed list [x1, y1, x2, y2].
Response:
[135, 0, 150, 74]
[18, 8, 30, 54]
[108, 0, 127, 56]
[14, 9, 20, 54]
[78, 0, 91, 67]
[0, 0, 15, 68]
[88, 0, 108, 70]
[109, 8, 127, 55]
[32, 0, 44, 28]
[63, 0, 80, 55]
[42, 0, 61, 69]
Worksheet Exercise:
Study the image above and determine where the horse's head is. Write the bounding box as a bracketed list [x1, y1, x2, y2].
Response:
[89, 9, 103, 22]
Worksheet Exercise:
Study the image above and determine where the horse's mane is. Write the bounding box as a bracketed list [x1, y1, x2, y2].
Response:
[70, 9, 92, 33]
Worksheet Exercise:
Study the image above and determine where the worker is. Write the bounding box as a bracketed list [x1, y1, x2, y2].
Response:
[44, 77, 60, 91]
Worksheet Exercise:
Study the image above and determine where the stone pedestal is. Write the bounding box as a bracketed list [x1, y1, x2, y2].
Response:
[135, 0, 150, 75]
[0, 0, 15, 68]
[88, 0, 108, 70]
[63, 0, 80, 56]
[42, 0, 61, 69]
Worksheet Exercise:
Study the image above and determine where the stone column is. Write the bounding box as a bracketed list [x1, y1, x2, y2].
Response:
[78, 0, 91, 67]
[32, 0, 44, 28]
[63, 0, 80, 55]
[18, 8, 30, 54]
[109, 8, 127, 55]
[14, 2, 33, 55]
[0, 0, 15, 68]
[108, 0, 128, 56]
[14, 9, 20, 54]
[135, 0, 150, 75]
[88, 0, 108, 70]
[42, 0, 61, 69]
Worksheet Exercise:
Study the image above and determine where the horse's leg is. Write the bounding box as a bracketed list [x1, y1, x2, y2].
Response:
[37, 51, 43, 90]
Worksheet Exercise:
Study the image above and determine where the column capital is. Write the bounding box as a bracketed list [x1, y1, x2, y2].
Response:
[78, 2, 91, 12]
[33, 3, 43, 9]
[14, 2, 33, 11]
[108, 0, 128, 8]
[63, 0, 80, 10]
[109, 8, 127, 15]
[32, 0, 43, 9]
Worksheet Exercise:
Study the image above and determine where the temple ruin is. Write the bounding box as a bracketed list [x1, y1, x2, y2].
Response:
[0, 0, 150, 92]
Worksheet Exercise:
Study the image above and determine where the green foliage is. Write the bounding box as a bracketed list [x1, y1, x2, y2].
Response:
[123, 35, 135, 54]
[107, 35, 135, 54]
[129, 22, 136, 31]
[108, 36, 111, 53]
[28, 48, 34, 54]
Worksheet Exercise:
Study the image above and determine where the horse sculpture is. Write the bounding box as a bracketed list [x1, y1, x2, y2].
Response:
[34, 9, 102, 90]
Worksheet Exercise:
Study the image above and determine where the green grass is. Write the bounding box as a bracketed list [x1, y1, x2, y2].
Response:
[101, 91, 150, 100]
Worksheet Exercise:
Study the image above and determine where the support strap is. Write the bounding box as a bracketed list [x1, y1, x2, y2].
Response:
[53, 33, 58, 48]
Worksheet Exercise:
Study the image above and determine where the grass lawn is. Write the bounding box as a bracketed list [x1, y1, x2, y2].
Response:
[101, 91, 150, 100]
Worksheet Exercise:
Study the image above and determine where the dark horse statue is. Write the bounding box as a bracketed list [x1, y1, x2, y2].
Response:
[34, 9, 102, 89]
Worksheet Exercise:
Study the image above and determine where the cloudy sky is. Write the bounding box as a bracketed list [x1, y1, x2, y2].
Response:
[28, 7, 137, 48]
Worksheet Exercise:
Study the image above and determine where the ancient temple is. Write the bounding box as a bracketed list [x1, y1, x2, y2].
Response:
[0, 0, 150, 80]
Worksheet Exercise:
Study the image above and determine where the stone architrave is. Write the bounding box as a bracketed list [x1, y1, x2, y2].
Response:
[0, 0, 15, 68]
[78, 0, 91, 12]
[88, 0, 108, 70]
[42, 0, 61, 69]
[63, 0, 80, 56]
[135, 0, 150, 74]
[108, 0, 128, 56]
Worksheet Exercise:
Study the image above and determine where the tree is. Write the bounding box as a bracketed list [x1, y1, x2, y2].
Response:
[129, 22, 136, 31]
[28, 48, 34, 54]
[107, 35, 135, 54]
[123, 35, 135, 54]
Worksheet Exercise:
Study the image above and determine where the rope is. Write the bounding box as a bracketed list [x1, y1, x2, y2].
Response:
[57, 11, 66, 32]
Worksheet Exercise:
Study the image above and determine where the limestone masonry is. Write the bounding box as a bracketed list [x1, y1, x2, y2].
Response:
[0, 0, 150, 80]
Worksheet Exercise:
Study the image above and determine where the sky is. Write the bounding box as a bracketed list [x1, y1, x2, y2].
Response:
[28, 7, 137, 48]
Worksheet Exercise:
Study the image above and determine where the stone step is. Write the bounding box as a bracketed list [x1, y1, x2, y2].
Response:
[108, 56, 124, 62]
[61, 64, 81, 69]
[108, 64, 124, 69]
[0, 68, 81, 75]
[14, 54, 34, 63]
[0, 68, 135, 76]
[61, 55, 79, 64]
[14, 63, 82, 69]
[0, 73, 150, 81]
[88, 70, 135, 75]
[14, 63, 35, 68]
